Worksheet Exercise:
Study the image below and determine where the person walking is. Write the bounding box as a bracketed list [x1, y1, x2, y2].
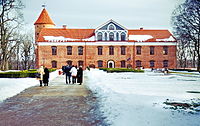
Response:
[37, 65, 45, 87]
[70, 65, 77, 84]
[77, 66, 83, 85]
[64, 63, 72, 84]
[43, 67, 49, 86]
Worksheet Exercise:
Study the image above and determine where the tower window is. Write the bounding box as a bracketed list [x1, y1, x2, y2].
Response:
[163, 60, 168, 67]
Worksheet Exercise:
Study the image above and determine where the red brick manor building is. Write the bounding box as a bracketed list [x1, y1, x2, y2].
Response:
[34, 8, 177, 69]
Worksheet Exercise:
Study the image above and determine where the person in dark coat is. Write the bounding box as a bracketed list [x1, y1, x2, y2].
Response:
[43, 67, 49, 86]
[64, 63, 72, 84]
[77, 66, 83, 85]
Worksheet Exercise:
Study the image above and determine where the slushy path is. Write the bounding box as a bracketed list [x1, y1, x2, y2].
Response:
[0, 75, 102, 126]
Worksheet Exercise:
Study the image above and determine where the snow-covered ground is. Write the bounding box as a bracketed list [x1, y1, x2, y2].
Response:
[0, 70, 59, 102]
[85, 69, 200, 126]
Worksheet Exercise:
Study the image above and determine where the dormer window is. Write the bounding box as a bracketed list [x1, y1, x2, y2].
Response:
[97, 32, 103, 41]
[121, 32, 126, 41]
[109, 32, 114, 41]
[109, 25, 115, 30]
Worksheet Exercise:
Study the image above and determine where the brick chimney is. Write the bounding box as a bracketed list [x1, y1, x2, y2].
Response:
[63, 25, 67, 29]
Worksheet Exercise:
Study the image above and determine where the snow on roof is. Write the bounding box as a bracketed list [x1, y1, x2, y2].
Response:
[156, 36, 176, 42]
[44, 35, 95, 42]
[129, 35, 153, 42]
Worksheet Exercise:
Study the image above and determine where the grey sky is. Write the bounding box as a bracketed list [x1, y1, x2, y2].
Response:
[22, 0, 184, 31]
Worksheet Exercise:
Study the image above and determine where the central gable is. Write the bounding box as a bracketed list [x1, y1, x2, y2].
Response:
[96, 19, 127, 31]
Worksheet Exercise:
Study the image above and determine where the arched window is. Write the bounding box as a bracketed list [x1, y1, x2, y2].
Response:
[67, 60, 72, 66]
[163, 60, 168, 67]
[97, 32, 102, 41]
[109, 25, 114, 30]
[121, 32, 126, 41]
[97, 60, 103, 67]
[150, 60, 155, 67]
[116, 32, 119, 41]
[109, 32, 114, 41]
[121, 60, 126, 68]
[105, 32, 107, 41]
[52, 60, 57, 68]
[78, 46, 83, 55]
[136, 60, 142, 67]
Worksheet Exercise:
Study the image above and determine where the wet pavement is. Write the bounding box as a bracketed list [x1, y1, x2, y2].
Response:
[0, 75, 105, 126]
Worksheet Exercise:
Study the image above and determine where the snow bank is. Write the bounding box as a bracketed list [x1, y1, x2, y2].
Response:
[129, 35, 153, 42]
[0, 70, 59, 102]
[85, 69, 200, 126]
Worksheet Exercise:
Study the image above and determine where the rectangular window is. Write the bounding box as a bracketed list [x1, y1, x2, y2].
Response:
[163, 46, 168, 55]
[150, 46, 154, 55]
[51, 46, 57, 55]
[98, 46, 103, 55]
[109, 46, 114, 55]
[121, 60, 126, 68]
[136, 60, 142, 67]
[121, 46, 126, 55]
[52, 61, 57, 68]
[67, 46, 72, 55]
[150, 60, 155, 67]
[163, 60, 168, 67]
[78, 46, 83, 55]
[78, 61, 84, 67]
[136, 46, 141, 55]
[98, 60, 103, 67]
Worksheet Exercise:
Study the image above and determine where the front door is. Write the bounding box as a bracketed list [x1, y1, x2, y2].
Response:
[107, 60, 115, 68]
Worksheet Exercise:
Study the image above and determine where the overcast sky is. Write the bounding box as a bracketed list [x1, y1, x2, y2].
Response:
[22, 0, 184, 31]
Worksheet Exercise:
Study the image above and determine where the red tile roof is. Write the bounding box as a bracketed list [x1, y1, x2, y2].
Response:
[36, 28, 175, 42]
[128, 29, 175, 42]
[37, 28, 95, 42]
[34, 8, 55, 25]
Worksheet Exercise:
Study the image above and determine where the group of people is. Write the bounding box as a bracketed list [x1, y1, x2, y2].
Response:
[37, 63, 83, 87]
[37, 66, 50, 87]
[62, 64, 83, 85]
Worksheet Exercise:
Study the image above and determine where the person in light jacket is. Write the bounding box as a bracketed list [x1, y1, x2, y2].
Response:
[37, 66, 45, 87]
[70, 65, 77, 84]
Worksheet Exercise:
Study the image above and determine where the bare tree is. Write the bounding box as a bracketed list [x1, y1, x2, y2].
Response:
[20, 31, 35, 70]
[172, 0, 200, 71]
[0, 0, 24, 70]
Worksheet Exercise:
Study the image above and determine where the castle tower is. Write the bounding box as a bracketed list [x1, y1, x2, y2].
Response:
[34, 8, 55, 41]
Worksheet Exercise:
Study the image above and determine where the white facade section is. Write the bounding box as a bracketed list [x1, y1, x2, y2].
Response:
[37, 42, 177, 46]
